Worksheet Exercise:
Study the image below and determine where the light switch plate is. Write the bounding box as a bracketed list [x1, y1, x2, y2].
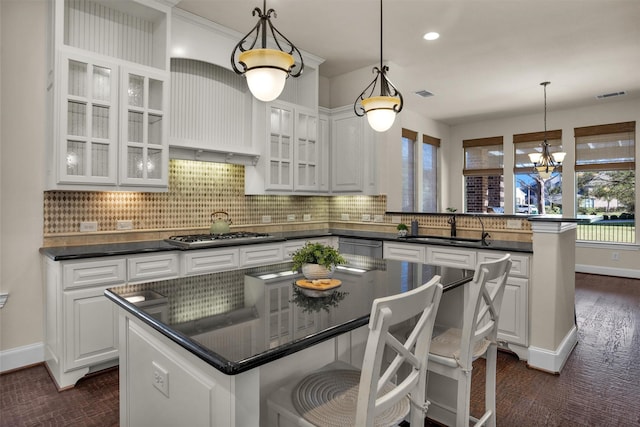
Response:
[286, 214, 296, 222]
[361, 214, 371, 222]
[506, 220, 522, 229]
[80, 221, 98, 232]
[373, 215, 384, 222]
[303, 214, 311, 221]
[341, 214, 350, 221]
[116, 220, 133, 230]
[261, 215, 272, 223]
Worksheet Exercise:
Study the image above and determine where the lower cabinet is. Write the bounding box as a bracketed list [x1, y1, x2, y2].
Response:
[44, 256, 127, 389]
[383, 241, 531, 358]
[64, 285, 118, 370]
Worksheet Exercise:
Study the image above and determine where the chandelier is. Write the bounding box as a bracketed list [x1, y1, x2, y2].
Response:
[354, 0, 403, 132]
[528, 82, 566, 180]
[231, 0, 304, 102]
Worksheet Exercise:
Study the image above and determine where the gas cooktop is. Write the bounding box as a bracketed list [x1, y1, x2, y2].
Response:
[165, 232, 275, 248]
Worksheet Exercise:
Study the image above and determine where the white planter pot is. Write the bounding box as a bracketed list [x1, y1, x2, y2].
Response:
[301, 264, 334, 280]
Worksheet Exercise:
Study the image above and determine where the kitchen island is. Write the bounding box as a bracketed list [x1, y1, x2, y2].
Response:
[105, 255, 473, 426]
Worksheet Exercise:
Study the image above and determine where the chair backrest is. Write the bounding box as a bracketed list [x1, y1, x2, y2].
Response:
[458, 254, 512, 368]
[355, 275, 443, 427]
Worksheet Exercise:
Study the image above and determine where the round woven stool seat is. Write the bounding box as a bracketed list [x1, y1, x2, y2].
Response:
[292, 369, 409, 427]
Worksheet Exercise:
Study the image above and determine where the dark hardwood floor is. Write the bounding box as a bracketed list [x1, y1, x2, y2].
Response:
[1, 273, 639, 426]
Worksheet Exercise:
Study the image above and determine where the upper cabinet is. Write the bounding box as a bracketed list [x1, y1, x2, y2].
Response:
[47, 0, 171, 192]
[330, 106, 380, 195]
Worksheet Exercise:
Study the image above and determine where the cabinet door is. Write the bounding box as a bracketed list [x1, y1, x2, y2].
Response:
[240, 244, 284, 267]
[64, 286, 118, 370]
[426, 246, 476, 269]
[266, 103, 294, 190]
[486, 276, 528, 346]
[294, 108, 319, 191]
[119, 67, 168, 187]
[58, 53, 118, 185]
[128, 253, 180, 283]
[317, 111, 330, 192]
[266, 282, 291, 348]
[331, 113, 363, 192]
[383, 242, 426, 263]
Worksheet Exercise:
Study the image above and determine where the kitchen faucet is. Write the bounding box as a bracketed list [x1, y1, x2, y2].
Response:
[475, 215, 491, 245]
[448, 215, 457, 237]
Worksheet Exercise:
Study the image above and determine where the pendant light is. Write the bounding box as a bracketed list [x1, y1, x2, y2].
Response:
[354, 0, 403, 132]
[231, 0, 304, 102]
[528, 82, 566, 180]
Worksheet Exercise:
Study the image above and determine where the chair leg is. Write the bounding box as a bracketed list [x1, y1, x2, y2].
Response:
[484, 345, 497, 427]
[456, 370, 472, 427]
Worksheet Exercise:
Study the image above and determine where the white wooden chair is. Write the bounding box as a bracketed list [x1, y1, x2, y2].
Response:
[267, 275, 443, 427]
[427, 254, 512, 427]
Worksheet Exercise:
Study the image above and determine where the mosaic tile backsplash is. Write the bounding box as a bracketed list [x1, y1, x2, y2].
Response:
[43, 159, 530, 239]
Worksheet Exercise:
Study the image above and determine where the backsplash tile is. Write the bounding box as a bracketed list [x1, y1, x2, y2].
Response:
[43, 159, 529, 243]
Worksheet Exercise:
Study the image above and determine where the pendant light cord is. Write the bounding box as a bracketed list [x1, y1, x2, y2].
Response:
[379, 0, 383, 71]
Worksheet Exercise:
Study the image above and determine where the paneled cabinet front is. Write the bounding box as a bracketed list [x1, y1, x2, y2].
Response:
[246, 102, 325, 194]
[48, 0, 170, 191]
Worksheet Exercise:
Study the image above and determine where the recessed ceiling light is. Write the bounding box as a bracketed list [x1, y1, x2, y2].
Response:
[423, 32, 440, 41]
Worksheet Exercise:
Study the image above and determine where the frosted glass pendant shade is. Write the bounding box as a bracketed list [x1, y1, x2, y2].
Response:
[361, 96, 401, 132]
[552, 152, 566, 163]
[528, 152, 542, 163]
[239, 49, 294, 102]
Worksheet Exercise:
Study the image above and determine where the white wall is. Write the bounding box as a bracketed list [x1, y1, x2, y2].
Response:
[449, 97, 640, 277]
[0, 0, 47, 368]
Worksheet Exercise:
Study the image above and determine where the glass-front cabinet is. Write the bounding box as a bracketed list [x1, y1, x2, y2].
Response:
[59, 54, 118, 185]
[120, 68, 168, 187]
[267, 103, 294, 190]
[48, 0, 170, 191]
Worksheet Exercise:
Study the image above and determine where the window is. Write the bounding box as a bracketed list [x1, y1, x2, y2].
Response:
[401, 129, 416, 211]
[463, 136, 504, 213]
[422, 135, 439, 212]
[574, 121, 635, 243]
[513, 130, 563, 215]
[401, 129, 439, 212]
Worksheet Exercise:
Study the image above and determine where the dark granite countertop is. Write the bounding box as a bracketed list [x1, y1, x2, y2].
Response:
[105, 256, 473, 375]
[40, 228, 533, 261]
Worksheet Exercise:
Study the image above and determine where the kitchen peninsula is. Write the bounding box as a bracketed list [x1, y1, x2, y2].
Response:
[105, 256, 473, 426]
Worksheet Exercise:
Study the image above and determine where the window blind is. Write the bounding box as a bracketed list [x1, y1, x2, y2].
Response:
[574, 121, 635, 171]
[513, 130, 562, 173]
[463, 136, 503, 176]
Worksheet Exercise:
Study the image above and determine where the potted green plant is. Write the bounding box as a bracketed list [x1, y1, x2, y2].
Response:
[396, 223, 408, 237]
[291, 242, 347, 279]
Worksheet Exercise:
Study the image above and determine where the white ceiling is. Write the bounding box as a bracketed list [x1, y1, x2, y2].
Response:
[176, 0, 640, 125]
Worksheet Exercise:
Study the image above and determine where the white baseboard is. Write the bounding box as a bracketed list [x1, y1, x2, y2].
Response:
[528, 326, 578, 374]
[0, 342, 44, 372]
[575, 264, 640, 279]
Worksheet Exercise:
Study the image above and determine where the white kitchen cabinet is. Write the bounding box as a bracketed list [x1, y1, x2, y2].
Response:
[240, 243, 284, 267]
[183, 247, 240, 277]
[246, 101, 326, 194]
[318, 108, 331, 192]
[64, 285, 118, 370]
[45, 256, 127, 389]
[478, 251, 530, 353]
[426, 246, 477, 269]
[329, 106, 379, 194]
[282, 237, 336, 260]
[127, 252, 180, 284]
[118, 66, 169, 188]
[47, 0, 171, 191]
[383, 241, 426, 263]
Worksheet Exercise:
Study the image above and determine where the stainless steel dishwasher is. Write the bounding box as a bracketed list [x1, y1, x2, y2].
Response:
[338, 237, 383, 258]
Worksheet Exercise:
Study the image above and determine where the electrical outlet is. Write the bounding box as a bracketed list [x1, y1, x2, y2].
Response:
[79, 221, 98, 232]
[362, 214, 371, 222]
[303, 214, 311, 221]
[506, 220, 522, 229]
[261, 215, 272, 223]
[391, 216, 402, 224]
[612, 252, 620, 261]
[287, 214, 296, 222]
[341, 214, 350, 221]
[373, 215, 384, 222]
[152, 361, 169, 397]
[116, 220, 133, 230]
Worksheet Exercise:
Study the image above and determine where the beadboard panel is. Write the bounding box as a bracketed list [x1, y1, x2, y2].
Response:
[169, 58, 253, 152]
[64, 0, 162, 68]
